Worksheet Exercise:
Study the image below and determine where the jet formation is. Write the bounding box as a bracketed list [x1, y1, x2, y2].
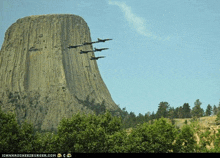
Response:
[67, 38, 112, 61]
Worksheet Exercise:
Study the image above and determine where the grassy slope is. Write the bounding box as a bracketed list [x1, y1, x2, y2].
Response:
[174, 115, 218, 128]
[174, 115, 220, 150]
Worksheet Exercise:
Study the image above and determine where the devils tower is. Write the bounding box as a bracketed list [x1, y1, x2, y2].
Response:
[0, 14, 119, 132]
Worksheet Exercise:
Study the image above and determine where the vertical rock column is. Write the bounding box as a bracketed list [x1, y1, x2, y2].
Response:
[0, 14, 119, 131]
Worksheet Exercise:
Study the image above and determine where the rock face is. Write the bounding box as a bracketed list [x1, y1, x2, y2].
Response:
[0, 14, 119, 131]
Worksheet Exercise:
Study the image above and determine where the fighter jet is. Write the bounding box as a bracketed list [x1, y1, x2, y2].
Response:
[67, 44, 83, 49]
[90, 56, 105, 60]
[83, 41, 97, 45]
[94, 47, 109, 52]
[96, 38, 112, 42]
[80, 50, 95, 54]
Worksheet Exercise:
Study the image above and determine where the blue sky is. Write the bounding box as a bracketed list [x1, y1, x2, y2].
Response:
[1, 0, 220, 115]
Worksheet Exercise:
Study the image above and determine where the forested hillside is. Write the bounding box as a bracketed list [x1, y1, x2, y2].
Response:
[1, 98, 220, 153]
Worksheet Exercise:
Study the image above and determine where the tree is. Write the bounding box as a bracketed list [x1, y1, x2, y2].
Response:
[174, 125, 196, 152]
[0, 106, 37, 153]
[182, 103, 191, 118]
[144, 112, 151, 122]
[217, 102, 220, 114]
[168, 107, 175, 120]
[205, 104, 212, 116]
[0, 106, 21, 153]
[75, 95, 106, 115]
[215, 111, 220, 125]
[125, 118, 180, 153]
[33, 131, 58, 153]
[136, 113, 145, 124]
[174, 106, 184, 118]
[177, 106, 184, 118]
[156, 102, 170, 119]
[150, 111, 156, 120]
[214, 128, 220, 151]
[127, 112, 137, 127]
[213, 105, 218, 115]
[55, 111, 122, 153]
[191, 99, 204, 118]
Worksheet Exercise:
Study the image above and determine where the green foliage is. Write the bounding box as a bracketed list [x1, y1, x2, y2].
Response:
[0, 106, 36, 153]
[156, 102, 170, 119]
[191, 99, 204, 118]
[197, 129, 213, 152]
[75, 95, 106, 115]
[0, 106, 194, 153]
[215, 111, 220, 125]
[213, 128, 220, 152]
[55, 111, 122, 153]
[105, 130, 128, 152]
[125, 118, 179, 153]
[190, 116, 199, 123]
[213, 105, 218, 115]
[33, 131, 57, 153]
[205, 104, 212, 116]
[167, 107, 175, 119]
[186, 120, 217, 152]
[1, 95, 220, 153]
[119, 108, 152, 129]
[0, 106, 20, 153]
[182, 103, 191, 118]
[175, 125, 196, 152]
[17, 121, 37, 153]
[176, 106, 184, 118]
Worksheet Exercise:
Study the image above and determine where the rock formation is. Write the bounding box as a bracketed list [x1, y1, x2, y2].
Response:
[0, 14, 119, 132]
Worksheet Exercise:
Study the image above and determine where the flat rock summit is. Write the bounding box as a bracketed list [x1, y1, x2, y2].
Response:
[0, 14, 119, 132]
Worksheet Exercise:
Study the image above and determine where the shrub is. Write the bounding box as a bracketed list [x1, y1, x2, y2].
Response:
[175, 125, 196, 152]
[125, 118, 179, 153]
[0, 106, 36, 153]
[55, 111, 122, 152]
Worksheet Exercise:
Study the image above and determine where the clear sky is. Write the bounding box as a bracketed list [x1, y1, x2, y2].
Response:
[1, 0, 220, 115]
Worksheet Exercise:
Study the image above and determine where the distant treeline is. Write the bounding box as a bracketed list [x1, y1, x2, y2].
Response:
[116, 99, 220, 129]
[1, 91, 220, 130]
[74, 96, 220, 129]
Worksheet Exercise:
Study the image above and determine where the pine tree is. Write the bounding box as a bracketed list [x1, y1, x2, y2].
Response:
[182, 103, 191, 118]
[205, 104, 212, 116]
[213, 105, 218, 115]
[168, 107, 175, 119]
[218, 101, 220, 113]
[177, 106, 184, 118]
[156, 102, 170, 119]
[191, 99, 204, 118]
[150, 111, 156, 120]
